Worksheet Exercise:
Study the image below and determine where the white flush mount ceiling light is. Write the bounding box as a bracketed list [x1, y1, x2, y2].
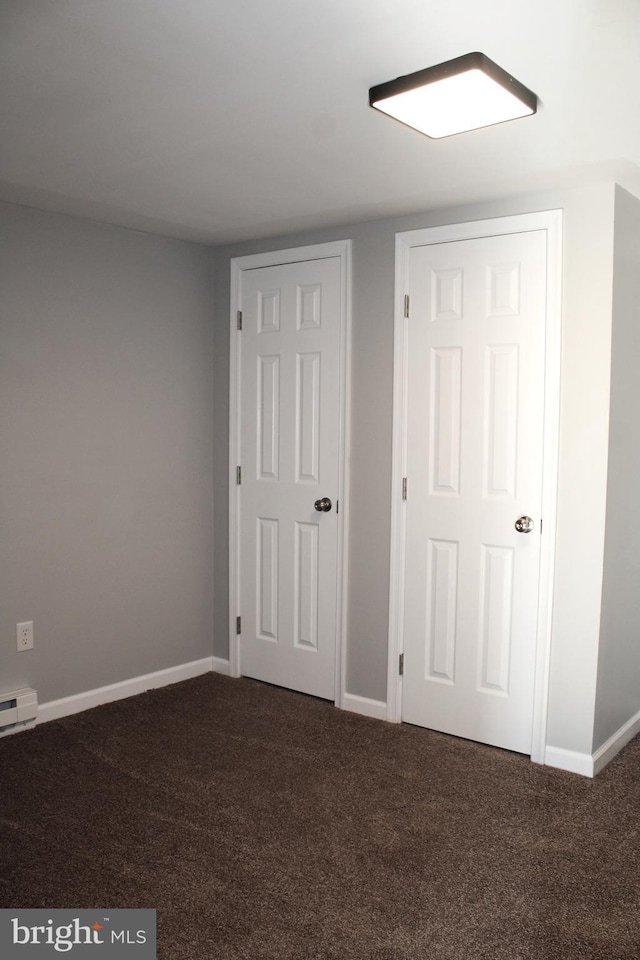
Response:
[369, 52, 537, 139]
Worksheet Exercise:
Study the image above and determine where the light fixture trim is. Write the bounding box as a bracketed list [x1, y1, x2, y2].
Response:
[369, 52, 537, 139]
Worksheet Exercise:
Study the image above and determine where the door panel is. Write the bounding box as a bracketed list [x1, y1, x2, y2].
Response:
[402, 231, 547, 753]
[238, 256, 342, 699]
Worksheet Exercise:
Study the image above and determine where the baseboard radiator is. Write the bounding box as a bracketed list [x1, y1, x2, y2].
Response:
[0, 687, 38, 736]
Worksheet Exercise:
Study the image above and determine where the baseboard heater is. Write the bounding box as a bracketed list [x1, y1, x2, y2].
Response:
[0, 687, 38, 735]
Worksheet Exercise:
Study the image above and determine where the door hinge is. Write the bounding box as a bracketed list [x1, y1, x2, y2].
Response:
[237, 310, 243, 331]
[236, 465, 242, 485]
[402, 477, 407, 501]
[236, 616, 241, 635]
[404, 294, 410, 318]
[399, 652, 404, 676]
[540, 518, 543, 534]
[336, 499, 339, 515]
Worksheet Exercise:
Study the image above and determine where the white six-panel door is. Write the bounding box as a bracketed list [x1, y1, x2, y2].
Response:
[230, 245, 349, 701]
[397, 226, 553, 754]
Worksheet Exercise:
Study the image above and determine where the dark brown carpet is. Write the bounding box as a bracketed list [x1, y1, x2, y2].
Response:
[1, 673, 639, 959]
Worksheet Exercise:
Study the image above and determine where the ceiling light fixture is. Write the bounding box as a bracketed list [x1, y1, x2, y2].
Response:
[369, 52, 537, 139]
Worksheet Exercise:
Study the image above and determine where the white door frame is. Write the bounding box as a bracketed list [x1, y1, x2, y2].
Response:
[229, 239, 352, 708]
[387, 212, 562, 764]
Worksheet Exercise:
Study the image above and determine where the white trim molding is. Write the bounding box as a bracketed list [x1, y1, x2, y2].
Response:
[211, 656, 231, 676]
[592, 708, 640, 776]
[387, 211, 563, 766]
[544, 746, 594, 778]
[229, 239, 352, 709]
[38, 657, 215, 725]
[342, 693, 388, 722]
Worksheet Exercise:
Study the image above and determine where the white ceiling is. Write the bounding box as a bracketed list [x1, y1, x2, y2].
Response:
[1, 0, 640, 245]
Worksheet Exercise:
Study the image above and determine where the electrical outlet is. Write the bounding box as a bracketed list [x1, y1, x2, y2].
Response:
[16, 621, 34, 652]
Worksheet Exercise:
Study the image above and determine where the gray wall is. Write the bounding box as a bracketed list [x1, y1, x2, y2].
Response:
[0, 202, 215, 703]
[2, 182, 618, 760]
[213, 183, 618, 754]
[594, 186, 640, 750]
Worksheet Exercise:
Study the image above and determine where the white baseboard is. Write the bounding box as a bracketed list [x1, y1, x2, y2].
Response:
[27, 658, 640, 777]
[544, 745, 594, 778]
[592, 708, 640, 776]
[341, 692, 388, 722]
[545, 708, 640, 778]
[39, 657, 215, 725]
[211, 656, 230, 676]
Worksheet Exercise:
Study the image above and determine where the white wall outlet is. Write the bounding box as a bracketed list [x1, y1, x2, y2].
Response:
[16, 621, 34, 652]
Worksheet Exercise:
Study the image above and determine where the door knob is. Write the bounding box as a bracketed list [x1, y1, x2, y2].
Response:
[314, 497, 332, 513]
[515, 516, 534, 533]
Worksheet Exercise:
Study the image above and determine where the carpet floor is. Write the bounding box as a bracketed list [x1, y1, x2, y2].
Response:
[1, 673, 639, 959]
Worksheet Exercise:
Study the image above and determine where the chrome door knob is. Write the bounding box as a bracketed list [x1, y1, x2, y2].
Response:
[314, 497, 332, 512]
[515, 516, 534, 533]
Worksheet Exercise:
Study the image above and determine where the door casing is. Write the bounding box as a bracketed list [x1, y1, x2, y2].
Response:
[229, 240, 352, 707]
[387, 212, 562, 763]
